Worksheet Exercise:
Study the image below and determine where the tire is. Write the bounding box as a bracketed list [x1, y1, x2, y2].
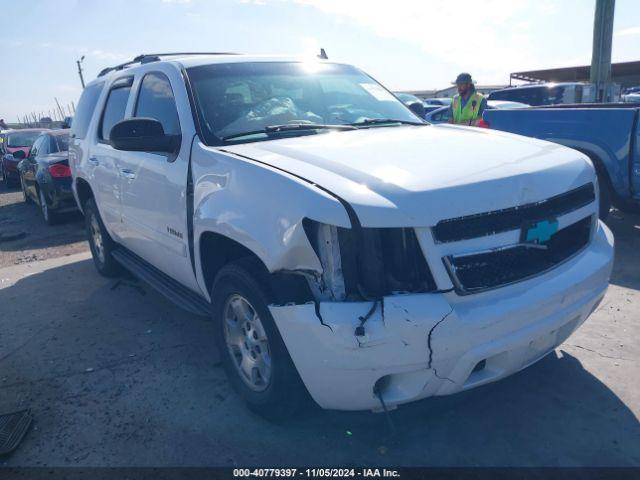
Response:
[38, 187, 57, 225]
[614, 199, 640, 215]
[211, 257, 310, 420]
[597, 175, 612, 221]
[21, 176, 32, 204]
[84, 198, 121, 277]
[2, 166, 10, 189]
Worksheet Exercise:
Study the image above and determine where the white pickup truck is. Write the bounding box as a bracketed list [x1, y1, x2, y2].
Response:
[70, 53, 614, 418]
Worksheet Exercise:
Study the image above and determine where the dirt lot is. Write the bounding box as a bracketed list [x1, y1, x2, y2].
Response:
[0, 185, 639, 467]
[0, 188, 87, 268]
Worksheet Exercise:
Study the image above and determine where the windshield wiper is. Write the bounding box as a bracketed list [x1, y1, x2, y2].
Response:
[350, 118, 425, 127]
[222, 123, 356, 141]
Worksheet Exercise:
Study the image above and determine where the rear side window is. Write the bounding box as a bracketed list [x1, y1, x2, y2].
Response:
[134, 72, 181, 135]
[72, 82, 104, 140]
[50, 134, 69, 153]
[100, 79, 133, 142]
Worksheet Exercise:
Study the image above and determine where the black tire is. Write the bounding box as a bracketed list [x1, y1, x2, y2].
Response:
[211, 257, 310, 420]
[598, 175, 612, 221]
[84, 198, 121, 277]
[614, 199, 640, 215]
[21, 176, 32, 204]
[2, 166, 10, 189]
[38, 186, 57, 225]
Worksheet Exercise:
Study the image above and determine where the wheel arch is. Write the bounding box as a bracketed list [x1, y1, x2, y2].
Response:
[197, 230, 314, 305]
[74, 176, 94, 214]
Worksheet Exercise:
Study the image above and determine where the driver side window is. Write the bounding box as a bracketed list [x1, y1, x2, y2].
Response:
[134, 72, 181, 136]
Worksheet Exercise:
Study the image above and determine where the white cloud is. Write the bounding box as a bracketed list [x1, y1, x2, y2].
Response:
[615, 26, 640, 36]
[162, 0, 192, 3]
[291, 0, 563, 82]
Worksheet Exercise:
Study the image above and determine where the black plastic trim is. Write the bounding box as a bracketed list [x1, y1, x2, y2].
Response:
[112, 248, 211, 316]
[433, 183, 595, 244]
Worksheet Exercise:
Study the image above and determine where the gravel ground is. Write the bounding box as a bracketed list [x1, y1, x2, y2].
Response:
[0, 186, 87, 268]
[0, 185, 639, 467]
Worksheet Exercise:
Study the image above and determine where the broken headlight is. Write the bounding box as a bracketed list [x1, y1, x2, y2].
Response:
[303, 219, 436, 301]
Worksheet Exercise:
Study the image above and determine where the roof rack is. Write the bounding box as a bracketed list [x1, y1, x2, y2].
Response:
[97, 52, 239, 77]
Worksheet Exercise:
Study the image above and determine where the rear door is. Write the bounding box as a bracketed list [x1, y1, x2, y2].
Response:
[117, 66, 199, 291]
[88, 76, 134, 239]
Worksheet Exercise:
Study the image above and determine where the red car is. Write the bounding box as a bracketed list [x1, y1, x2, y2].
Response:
[1, 128, 49, 187]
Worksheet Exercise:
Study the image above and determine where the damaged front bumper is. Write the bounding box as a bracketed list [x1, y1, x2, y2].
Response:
[269, 221, 614, 411]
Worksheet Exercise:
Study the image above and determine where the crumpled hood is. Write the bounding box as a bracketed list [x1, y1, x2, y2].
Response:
[221, 124, 596, 227]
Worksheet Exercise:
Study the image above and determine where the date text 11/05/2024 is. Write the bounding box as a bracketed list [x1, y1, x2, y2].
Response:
[233, 468, 401, 477]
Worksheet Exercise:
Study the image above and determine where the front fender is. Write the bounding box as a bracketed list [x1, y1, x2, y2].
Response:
[191, 142, 351, 297]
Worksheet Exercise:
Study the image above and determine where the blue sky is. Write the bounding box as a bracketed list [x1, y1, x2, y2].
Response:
[1, 0, 639, 122]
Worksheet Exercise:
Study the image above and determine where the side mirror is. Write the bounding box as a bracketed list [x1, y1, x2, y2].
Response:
[11, 150, 26, 160]
[110, 118, 180, 154]
[407, 101, 426, 119]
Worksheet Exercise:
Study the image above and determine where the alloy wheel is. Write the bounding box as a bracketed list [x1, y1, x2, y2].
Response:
[223, 294, 272, 392]
[39, 189, 49, 222]
[89, 213, 105, 264]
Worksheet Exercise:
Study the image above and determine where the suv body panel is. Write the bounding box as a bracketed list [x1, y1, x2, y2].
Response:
[71, 55, 614, 411]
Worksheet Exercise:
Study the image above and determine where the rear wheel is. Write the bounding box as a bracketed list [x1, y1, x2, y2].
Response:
[20, 176, 32, 204]
[211, 258, 309, 420]
[38, 187, 57, 225]
[84, 198, 121, 277]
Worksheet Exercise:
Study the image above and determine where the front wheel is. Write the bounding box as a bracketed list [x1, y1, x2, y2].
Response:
[2, 166, 10, 189]
[84, 198, 121, 277]
[211, 258, 310, 420]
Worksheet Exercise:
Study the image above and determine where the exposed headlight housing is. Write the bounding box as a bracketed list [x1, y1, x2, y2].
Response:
[303, 219, 436, 301]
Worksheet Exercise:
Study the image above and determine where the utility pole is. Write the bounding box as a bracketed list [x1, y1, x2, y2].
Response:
[76, 56, 86, 89]
[590, 0, 615, 102]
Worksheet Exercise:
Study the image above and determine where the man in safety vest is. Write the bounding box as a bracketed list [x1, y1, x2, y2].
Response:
[448, 73, 487, 126]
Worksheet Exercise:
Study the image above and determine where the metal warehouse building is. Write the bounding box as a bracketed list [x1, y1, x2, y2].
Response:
[510, 60, 640, 88]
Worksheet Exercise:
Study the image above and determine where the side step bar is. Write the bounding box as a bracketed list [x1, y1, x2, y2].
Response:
[112, 249, 211, 317]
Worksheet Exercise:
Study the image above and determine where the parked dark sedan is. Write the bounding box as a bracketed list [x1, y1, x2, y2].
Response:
[1, 128, 49, 187]
[18, 130, 76, 225]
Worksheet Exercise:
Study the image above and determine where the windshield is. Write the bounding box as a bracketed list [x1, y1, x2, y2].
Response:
[187, 62, 421, 144]
[7, 131, 42, 147]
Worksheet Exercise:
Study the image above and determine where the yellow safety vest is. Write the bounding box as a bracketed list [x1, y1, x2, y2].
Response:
[451, 92, 485, 125]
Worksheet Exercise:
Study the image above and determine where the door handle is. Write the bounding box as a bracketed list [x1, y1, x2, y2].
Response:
[88, 157, 99, 166]
[119, 168, 136, 180]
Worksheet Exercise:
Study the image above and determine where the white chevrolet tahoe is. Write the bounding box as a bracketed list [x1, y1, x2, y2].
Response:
[70, 53, 614, 417]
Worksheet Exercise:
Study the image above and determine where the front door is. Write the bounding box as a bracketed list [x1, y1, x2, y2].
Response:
[117, 69, 198, 291]
[88, 77, 134, 239]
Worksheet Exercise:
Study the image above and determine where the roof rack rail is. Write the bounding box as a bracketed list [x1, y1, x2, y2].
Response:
[97, 52, 239, 78]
